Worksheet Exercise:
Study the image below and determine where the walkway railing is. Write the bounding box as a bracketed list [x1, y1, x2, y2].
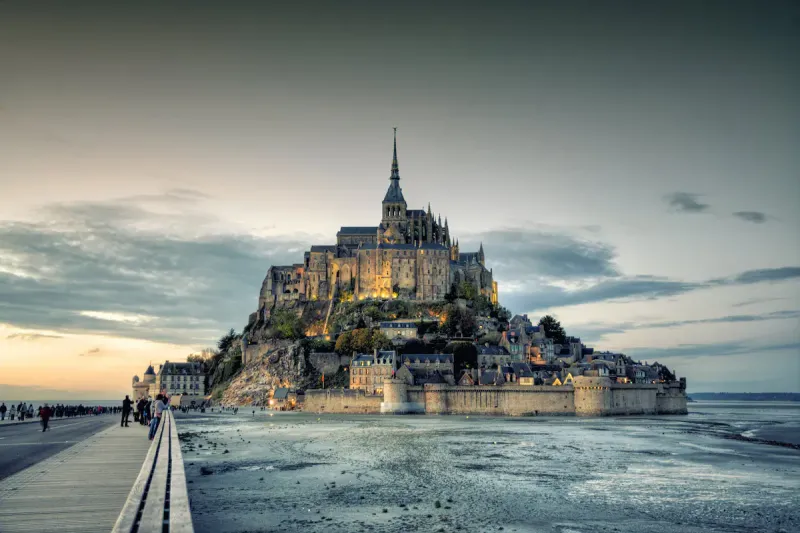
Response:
[112, 410, 194, 533]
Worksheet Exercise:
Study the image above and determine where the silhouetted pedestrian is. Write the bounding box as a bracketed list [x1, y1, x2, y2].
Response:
[121, 395, 132, 427]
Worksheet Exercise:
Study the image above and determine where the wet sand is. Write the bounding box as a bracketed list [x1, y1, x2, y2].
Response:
[178, 403, 800, 533]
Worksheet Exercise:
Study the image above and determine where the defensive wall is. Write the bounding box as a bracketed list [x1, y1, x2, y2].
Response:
[303, 376, 687, 416]
[303, 388, 383, 413]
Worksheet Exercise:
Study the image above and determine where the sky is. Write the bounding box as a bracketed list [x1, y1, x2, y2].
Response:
[0, 0, 798, 400]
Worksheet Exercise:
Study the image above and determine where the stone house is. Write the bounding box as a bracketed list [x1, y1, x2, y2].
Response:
[478, 370, 506, 386]
[402, 353, 454, 372]
[152, 361, 205, 399]
[379, 320, 418, 340]
[476, 344, 511, 368]
[349, 350, 398, 395]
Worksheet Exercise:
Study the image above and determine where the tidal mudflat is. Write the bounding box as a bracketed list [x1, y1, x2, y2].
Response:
[178, 402, 799, 533]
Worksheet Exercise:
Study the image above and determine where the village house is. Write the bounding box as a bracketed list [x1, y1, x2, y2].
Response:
[349, 349, 397, 394]
[476, 344, 512, 368]
[379, 320, 418, 341]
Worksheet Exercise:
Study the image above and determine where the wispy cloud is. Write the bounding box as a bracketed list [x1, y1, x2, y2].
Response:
[733, 211, 767, 223]
[664, 192, 710, 213]
[571, 310, 800, 343]
[626, 340, 800, 360]
[6, 332, 63, 341]
[77, 347, 103, 357]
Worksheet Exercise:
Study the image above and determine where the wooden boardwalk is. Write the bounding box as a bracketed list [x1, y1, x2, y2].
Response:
[0, 423, 152, 533]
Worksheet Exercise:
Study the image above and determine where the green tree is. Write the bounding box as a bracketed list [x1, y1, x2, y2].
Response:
[444, 341, 478, 377]
[399, 338, 432, 355]
[217, 328, 237, 354]
[442, 305, 476, 337]
[270, 310, 305, 339]
[538, 315, 566, 344]
[371, 331, 393, 351]
[334, 331, 354, 355]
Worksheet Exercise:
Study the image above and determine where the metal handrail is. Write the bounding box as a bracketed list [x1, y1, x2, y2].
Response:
[112, 410, 194, 533]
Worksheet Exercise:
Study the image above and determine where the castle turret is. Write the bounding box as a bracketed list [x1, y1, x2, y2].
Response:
[478, 242, 485, 266]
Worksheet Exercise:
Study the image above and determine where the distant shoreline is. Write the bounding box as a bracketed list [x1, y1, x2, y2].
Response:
[689, 393, 800, 402]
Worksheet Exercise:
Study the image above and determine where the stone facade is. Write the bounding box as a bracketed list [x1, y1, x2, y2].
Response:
[133, 361, 206, 401]
[349, 350, 397, 395]
[259, 131, 498, 313]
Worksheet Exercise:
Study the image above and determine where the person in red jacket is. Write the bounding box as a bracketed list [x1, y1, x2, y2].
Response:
[40, 403, 52, 432]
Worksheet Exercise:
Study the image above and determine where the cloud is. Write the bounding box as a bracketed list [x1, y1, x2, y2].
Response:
[502, 276, 700, 314]
[0, 194, 314, 345]
[626, 339, 800, 360]
[732, 297, 786, 308]
[469, 228, 618, 281]
[664, 192, 710, 213]
[730, 266, 800, 285]
[78, 347, 103, 357]
[6, 332, 63, 341]
[733, 211, 767, 223]
[570, 310, 800, 343]
[460, 227, 800, 315]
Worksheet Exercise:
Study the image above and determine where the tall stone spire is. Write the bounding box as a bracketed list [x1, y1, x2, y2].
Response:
[383, 127, 405, 204]
[390, 127, 400, 181]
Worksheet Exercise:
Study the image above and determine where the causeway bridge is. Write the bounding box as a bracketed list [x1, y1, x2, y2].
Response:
[0, 410, 193, 533]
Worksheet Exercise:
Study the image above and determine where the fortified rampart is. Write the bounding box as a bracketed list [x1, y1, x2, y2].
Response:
[303, 376, 687, 416]
[303, 388, 383, 413]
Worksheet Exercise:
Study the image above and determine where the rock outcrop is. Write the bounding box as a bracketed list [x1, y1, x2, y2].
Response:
[221, 339, 312, 406]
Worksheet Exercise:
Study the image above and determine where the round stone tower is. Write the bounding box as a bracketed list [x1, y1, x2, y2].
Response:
[573, 376, 614, 416]
[380, 378, 409, 414]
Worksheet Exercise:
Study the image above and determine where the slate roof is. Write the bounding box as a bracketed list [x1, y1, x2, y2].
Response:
[479, 370, 504, 385]
[403, 354, 453, 364]
[353, 354, 374, 365]
[458, 252, 481, 264]
[310, 245, 337, 253]
[273, 387, 289, 400]
[476, 345, 510, 355]
[406, 209, 426, 217]
[409, 368, 446, 384]
[160, 362, 203, 375]
[380, 321, 417, 329]
[511, 362, 533, 374]
[383, 180, 406, 203]
[359, 243, 448, 251]
[338, 226, 377, 235]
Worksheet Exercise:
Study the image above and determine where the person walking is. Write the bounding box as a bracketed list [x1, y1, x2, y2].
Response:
[121, 395, 132, 427]
[148, 394, 167, 441]
[40, 403, 52, 432]
[0, 402, 6, 421]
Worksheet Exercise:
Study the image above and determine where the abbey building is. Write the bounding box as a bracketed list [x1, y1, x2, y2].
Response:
[260, 131, 498, 310]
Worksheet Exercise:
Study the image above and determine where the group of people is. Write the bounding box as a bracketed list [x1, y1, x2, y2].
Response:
[120, 394, 169, 441]
[0, 402, 116, 426]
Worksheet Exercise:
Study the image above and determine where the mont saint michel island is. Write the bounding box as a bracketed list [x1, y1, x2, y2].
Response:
[150, 132, 688, 418]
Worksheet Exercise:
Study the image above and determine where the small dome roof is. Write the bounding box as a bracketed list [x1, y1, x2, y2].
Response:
[144, 365, 156, 375]
[133, 375, 140, 383]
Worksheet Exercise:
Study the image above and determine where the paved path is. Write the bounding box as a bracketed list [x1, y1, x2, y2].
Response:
[0, 415, 119, 480]
[0, 423, 152, 533]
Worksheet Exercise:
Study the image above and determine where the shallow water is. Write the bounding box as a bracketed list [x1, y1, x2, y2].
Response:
[178, 402, 800, 533]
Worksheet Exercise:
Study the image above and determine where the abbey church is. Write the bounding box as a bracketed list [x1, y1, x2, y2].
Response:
[260, 131, 498, 311]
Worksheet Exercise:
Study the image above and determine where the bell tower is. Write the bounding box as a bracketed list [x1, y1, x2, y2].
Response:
[380, 128, 408, 244]
[382, 128, 407, 225]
